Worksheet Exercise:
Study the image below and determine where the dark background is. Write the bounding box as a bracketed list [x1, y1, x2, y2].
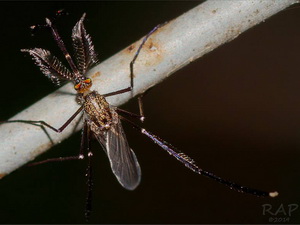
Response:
[0, 1, 300, 224]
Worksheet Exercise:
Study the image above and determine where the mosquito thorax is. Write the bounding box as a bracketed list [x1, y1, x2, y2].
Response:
[84, 91, 115, 130]
[74, 77, 92, 94]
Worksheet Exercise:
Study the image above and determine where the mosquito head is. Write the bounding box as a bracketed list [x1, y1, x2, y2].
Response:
[74, 77, 93, 93]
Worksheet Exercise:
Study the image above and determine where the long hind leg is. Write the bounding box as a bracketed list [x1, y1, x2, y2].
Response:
[119, 115, 278, 198]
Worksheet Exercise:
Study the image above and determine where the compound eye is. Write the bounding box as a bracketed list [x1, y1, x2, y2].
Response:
[74, 83, 81, 90]
[83, 78, 91, 84]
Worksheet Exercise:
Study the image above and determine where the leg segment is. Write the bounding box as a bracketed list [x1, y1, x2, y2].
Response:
[116, 108, 144, 122]
[129, 24, 165, 89]
[120, 115, 278, 198]
[102, 24, 165, 122]
[28, 118, 89, 167]
[1, 105, 84, 133]
[102, 24, 164, 99]
[102, 87, 132, 98]
[84, 122, 93, 221]
[129, 24, 165, 120]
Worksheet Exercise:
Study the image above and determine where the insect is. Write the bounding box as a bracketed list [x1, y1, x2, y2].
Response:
[3, 12, 278, 219]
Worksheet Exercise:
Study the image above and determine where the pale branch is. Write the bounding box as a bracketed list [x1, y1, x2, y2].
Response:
[0, 0, 298, 178]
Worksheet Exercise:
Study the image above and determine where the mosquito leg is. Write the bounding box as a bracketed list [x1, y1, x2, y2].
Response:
[28, 155, 82, 166]
[1, 105, 84, 133]
[85, 154, 93, 222]
[137, 95, 145, 122]
[104, 25, 165, 120]
[52, 104, 84, 132]
[102, 87, 132, 98]
[79, 120, 90, 158]
[28, 125, 86, 166]
[104, 90, 145, 123]
[116, 108, 144, 122]
[103, 24, 165, 116]
[120, 115, 278, 198]
[2, 119, 61, 133]
[0, 120, 55, 145]
[2, 108, 84, 167]
[104, 25, 165, 95]
[127, 86, 154, 123]
[84, 124, 93, 221]
[1, 106, 84, 167]
[129, 23, 165, 89]
[72, 112, 84, 134]
[129, 23, 165, 121]
[28, 120, 89, 167]
[2, 106, 84, 166]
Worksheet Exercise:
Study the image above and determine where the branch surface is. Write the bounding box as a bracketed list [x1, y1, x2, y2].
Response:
[0, 0, 298, 178]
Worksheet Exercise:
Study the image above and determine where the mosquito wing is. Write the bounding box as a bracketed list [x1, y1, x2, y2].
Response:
[94, 118, 141, 190]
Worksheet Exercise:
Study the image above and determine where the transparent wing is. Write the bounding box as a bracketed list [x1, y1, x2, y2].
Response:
[94, 118, 141, 190]
[21, 48, 73, 86]
[72, 13, 98, 75]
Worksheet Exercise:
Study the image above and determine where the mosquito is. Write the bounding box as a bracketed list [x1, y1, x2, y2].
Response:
[3, 12, 278, 219]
